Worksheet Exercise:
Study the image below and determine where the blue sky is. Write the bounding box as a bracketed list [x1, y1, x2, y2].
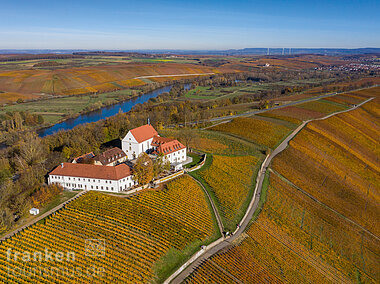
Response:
[1, 0, 379, 49]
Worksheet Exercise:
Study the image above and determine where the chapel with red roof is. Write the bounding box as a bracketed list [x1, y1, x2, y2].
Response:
[121, 123, 186, 166]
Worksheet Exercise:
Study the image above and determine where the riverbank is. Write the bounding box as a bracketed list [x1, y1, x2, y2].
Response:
[0, 80, 194, 145]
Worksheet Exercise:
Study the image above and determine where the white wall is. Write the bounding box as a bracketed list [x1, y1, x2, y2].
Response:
[122, 131, 154, 159]
[164, 148, 187, 164]
[48, 174, 136, 192]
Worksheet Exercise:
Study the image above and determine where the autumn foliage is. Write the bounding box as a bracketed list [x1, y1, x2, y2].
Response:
[31, 184, 63, 207]
[0, 175, 215, 283]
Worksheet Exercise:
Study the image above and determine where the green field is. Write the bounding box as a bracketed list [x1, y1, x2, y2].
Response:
[0, 89, 136, 125]
[183, 78, 335, 101]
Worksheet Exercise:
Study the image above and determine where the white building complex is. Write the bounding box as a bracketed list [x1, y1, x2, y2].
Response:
[48, 163, 135, 192]
[48, 123, 187, 192]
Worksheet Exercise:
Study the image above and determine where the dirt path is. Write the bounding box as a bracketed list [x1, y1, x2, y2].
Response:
[0, 191, 86, 242]
[164, 96, 375, 284]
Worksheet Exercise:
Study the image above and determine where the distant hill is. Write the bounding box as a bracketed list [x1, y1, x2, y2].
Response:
[1, 48, 379, 56]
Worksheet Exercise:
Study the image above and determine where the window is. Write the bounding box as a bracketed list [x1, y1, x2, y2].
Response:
[68, 177, 71, 180]
[78, 178, 80, 181]
[91, 186, 93, 189]
[93, 179, 95, 182]
[106, 187, 108, 190]
[101, 186, 103, 190]
[96, 186, 98, 189]
[88, 179, 90, 182]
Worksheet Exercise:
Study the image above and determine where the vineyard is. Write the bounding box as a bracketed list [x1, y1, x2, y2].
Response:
[184, 97, 379, 283]
[272, 102, 380, 236]
[210, 117, 292, 149]
[185, 171, 379, 283]
[195, 155, 260, 231]
[0, 175, 217, 283]
[295, 99, 347, 114]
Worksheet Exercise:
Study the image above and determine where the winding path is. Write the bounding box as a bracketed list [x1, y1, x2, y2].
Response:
[165, 96, 375, 284]
[187, 174, 224, 236]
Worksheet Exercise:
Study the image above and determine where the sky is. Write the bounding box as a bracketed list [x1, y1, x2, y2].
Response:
[0, 0, 379, 50]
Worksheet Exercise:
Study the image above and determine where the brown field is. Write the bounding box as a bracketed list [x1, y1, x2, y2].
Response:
[0, 63, 225, 104]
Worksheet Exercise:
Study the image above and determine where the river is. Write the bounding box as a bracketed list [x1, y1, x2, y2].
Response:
[37, 84, 191, 137]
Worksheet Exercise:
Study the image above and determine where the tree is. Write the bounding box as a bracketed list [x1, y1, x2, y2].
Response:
[133, 153, 153, 185]
[179, 128, 198, 149]
[16, 132, 47, 168]
[153, 153, 170, 177]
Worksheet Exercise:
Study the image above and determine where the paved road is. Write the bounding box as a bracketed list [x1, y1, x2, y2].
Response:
[165, 96, 375, 284]
[0, 191, 86, 242]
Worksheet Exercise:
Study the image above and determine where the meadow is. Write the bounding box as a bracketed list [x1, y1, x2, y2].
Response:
[0, 89, 136, 125]
[0, 175, 218, 283]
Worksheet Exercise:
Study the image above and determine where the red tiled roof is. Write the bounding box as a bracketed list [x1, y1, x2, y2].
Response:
[94, 147, 126, 165]
[130, 124, 158, 143]
[151, 135, 175, 146]
[153, 139, 186, 156]
[49, 163, 131, 180]
[73, 152, 95, 163]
